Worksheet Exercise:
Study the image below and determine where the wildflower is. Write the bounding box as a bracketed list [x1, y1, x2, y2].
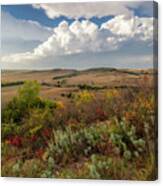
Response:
[5, 139, 10, 145]
[95, 107, 107, 121]
[30, 135, 38, 142]
[125, 111, 136, 121]
[35, 148, 44, 158]
[66, 118, 78, 126]
[9, 136, 22, 147]
[56, 101, 64, 109]
[144, 100, 152, 110]
[106, 89, 119, 100]
[42, 128, 51, 138]
[76, 90, 93, 105]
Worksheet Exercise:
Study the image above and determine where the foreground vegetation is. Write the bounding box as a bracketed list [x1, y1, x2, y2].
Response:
[1, 77, 157, 180]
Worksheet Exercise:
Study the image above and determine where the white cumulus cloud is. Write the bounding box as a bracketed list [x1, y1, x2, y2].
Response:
[1, 15, 155, 67]
[101, 15, 154, 41]
[33, 1, 153, 19]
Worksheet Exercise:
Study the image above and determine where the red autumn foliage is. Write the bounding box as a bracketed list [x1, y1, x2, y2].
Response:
[95, 107, 107, 121]
[35, 148, 44, 158]
[30, 135, 38, 142]
[42, 128, 51, 138]
[8, 136, 22, 147]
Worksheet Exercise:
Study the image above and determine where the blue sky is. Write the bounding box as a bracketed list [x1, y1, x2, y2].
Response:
[1, 3, 154, 28]
[1, 2, 157, 69]
[2, 5, 76, 27]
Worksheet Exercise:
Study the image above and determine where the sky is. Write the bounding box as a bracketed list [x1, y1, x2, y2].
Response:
[0, 1, 158, 70]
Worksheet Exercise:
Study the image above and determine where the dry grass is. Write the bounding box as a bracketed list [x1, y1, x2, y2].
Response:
[1, 68, 155, 107]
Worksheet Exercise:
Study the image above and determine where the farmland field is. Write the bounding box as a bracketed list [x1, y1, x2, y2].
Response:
[1, 68, 158, 179]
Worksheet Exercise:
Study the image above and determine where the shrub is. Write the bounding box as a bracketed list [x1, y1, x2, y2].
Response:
[2, 81, 41, 123]
[1, 123, 22, 139]
[45, 122, 113, 164]
[78, 84, 106, 90]
[2, 81, 56, 123]
[2, 81, 24, 87]
[75, 90, 94, 105]
[87, 154, 112, 179]
[18, 80, 40, 107]
[110, 118, 146, 159]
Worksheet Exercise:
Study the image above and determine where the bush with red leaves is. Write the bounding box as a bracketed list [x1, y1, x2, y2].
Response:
[95, 107, 107, 121]
[35, 148, 44, 158]
[41, 128, 51, 138]
[8, 136, 22, 147]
